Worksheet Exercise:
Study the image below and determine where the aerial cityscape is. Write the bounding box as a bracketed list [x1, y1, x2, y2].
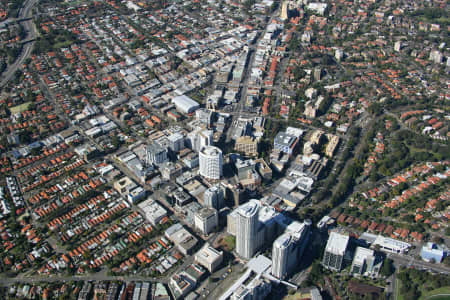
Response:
[0, 0, 448, 299]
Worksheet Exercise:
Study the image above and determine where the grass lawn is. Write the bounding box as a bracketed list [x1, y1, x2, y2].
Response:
[10, 101, 31, 114]
[54, 40, 73, 49]
[283, 292, 311, 300]
[396, 278, 404, 300]
[397, 278, 450, 300]
[419, 286, 450, 300]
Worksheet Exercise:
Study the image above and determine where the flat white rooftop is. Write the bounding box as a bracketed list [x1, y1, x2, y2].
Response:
[374, 235, 411, 252]
[353, 246, 374, 265]
[247, 254, 272, 275]
[195, 244, 223, 264]
[325, 232, 349, 255]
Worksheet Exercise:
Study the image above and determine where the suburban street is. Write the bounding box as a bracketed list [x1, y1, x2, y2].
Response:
[0, 274, 168, 286]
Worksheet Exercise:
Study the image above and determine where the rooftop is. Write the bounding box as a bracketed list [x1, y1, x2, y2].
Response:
[273, 232, 293, 249]
[237, 199, 260, 218]
[200, 146, 222, 156]
[274, 132, 297, 147]
[195, 244, 223, 264]
[196, 207, 217, 219]
[373, 235, 411, 251]
[353, 247, 374, 265]
[325, 231, 350, 255]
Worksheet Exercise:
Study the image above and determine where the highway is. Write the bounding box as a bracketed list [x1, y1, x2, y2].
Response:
[0, 0, 38, 88]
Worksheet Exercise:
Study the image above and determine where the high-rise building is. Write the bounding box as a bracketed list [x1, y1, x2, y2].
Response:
[236, 200, 260, 259]
[223, 182, 245, 207]
[272, 220, 311, 279]
[203, 184, 225, 209]
[195, 108, 213, 127]
[313, 67, 321, 81]
[335, 48, 344, 61]
[146, 142, 168, 165]
[420, 242, 447, 263]
[199, 146, 223, 180]
[187, 129, 213, 152]
[280, 1, 289, 20]
[167, 132, 185, 153]
[272, 233, 294, 280]
[394, 41, 402, 52]
[322, 231, 349, 271]
[430, 49, 443, 64]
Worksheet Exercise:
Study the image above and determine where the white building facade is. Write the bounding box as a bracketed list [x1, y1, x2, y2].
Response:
[199, 146, 223, 180]
[236, 200, 260, 259]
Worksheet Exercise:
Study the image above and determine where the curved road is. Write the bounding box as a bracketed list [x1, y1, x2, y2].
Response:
[0, 0, 38, 88]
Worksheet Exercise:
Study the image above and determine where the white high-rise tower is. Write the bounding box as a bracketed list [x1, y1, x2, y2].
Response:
[272, 220, 311, 279]
[272, 233, 293, 279]
[199, 146, 223, 180]
[236, 200, 260, 259]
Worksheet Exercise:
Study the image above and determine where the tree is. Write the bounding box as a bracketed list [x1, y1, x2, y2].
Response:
[443, 256, 450, 267]
[369, 170, 380, 182]
[445, 227, 450, 236]
[368, 102, 382, 116]
[432, 236, 444, 245]
[269, 1, 278, 13]
[380, 258, 394, 277]
[243, 0, 255, 11]
[321, 54, 335, 65]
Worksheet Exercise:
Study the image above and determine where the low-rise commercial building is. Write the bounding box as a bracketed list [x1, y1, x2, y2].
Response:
[165, 223, 198, 255]
[194, 243, 223, 272]
[372, 235, 411, 254]
[194, 208, 218, 235]
[273, 132, 299, 155]
[172, 95, 200, 114]
[421, 243, 447, 263]
[138, 198, 167, 225]
[351, 247, 382, 277]
[234, 136, 258, 157]
[322, 231, 350, 271]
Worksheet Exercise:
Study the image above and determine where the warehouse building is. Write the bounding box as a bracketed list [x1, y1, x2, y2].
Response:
[172, 95, 200, 114]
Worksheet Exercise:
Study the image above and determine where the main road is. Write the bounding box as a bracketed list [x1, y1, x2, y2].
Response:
[387, 252, 450, 275]
[0, 0, 38, 88]
[225, 10, 279, 143]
